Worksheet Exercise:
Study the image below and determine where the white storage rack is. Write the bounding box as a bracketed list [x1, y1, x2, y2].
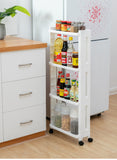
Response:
[49, 27, 93, 146]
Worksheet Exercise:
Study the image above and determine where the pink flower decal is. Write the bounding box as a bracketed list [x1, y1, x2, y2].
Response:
[88, 5, 102, 23]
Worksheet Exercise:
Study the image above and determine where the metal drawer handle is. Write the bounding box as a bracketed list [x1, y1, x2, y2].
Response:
[19, 92, 32, 97]
[18, 63, 32, 67]
[20, 120, 33, 125]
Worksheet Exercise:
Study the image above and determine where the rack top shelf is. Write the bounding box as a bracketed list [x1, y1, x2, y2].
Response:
[50, 27, 79, 36]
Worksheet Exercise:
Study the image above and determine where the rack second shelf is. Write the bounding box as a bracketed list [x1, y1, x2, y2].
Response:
[49, 93, 79, 106]
[49, 62, 79, 72]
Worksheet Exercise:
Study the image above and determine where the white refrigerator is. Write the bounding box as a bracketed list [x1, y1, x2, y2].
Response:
[33, 0, 111, 117]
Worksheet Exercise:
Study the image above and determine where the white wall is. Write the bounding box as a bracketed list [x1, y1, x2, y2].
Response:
[18, 0, 32, 39]
[110, 0, 117, 95]
[0, 0, 18, 35]
[0, 0, 32, 39]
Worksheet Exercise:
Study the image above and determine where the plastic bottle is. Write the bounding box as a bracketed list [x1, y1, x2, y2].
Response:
[70, 80, 76, 101]
[54, 34, 63, 65]
[64, 73, 71, 100]
[57, 71, 63, 96]
[59, 75, 65, 98]
[61, 35, 68, 66]
[67, 37, 74, 67]
[75, 81, 79, 102]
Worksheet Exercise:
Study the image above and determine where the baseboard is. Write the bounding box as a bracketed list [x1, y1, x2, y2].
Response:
[110, 87, 117, 95]
[0, 131, 45, 148]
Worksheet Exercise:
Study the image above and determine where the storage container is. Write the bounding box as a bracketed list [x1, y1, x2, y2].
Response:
[70, 108, 78, 135]
[61, 102, 70, 131]
[54, 101, 61, 128]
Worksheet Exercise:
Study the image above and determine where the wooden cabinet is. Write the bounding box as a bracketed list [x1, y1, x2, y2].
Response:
[0, 36, 47, 146]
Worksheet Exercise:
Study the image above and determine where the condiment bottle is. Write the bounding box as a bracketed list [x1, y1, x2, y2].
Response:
[54, 34, 63, 65]
[54, 101, 61, 128]
[70, 108, 78, 135]
[72, 51, 78, 68]
[59, 75, 65, 98]
[67, 21, 71, 32]
[64, 73, 71, 100]
[75, 81, 79, 102]
[61, 21, 67, 32]
[70, 80, 76, 101]
[56, 20, 61, 31]
[67, 37, 74, 67]
[57, 71, 63, 96]
[62, 35, 68, 66]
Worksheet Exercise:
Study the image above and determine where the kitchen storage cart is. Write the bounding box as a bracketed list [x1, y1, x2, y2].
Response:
[49, 27, 93, 146]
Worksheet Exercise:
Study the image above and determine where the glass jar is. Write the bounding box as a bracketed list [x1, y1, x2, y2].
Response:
[78, 22, 82, 31]
[74, 22, 78, 33]
[70, 108, 78, 135]
[72, 51, 78, 68]
[67, 21, 71, 32]
[80, 22, 86, 30]
[56, 20, 61, 31]
[70, 22, 75, 32]
[61, 21, 67, 32]
[61, 102, 70, 131]
[54, 101, 61, 128]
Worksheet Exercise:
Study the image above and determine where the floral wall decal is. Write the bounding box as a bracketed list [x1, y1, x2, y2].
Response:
[88, 5, 102, 23]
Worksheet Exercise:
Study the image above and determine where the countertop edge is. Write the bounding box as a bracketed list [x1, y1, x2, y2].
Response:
[0, 43, 48, 53]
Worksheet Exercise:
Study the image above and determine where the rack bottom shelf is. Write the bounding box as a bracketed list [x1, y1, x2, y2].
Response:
[50, 124, 79, 139]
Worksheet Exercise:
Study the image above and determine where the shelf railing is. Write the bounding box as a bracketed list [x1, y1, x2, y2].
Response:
[49, 93, 79, 106]
[49, 62, 79, 72]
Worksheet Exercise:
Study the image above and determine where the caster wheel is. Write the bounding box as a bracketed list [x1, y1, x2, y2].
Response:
[97, 113, 101, 117]
[49, 129, 53, 134]
[88, 138, 93, 143]
[79, 141, 84, 146]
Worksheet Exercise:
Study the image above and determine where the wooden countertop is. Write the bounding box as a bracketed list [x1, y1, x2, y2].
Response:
[0, 36, 47, 52]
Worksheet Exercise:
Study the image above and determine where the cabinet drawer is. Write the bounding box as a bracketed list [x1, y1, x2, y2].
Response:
[3, 105, 46, 142]
[1, 48, 46, 82]
[3, 77, 46, 112]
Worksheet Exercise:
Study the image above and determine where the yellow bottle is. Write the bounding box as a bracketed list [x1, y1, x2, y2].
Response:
[54, 34, 63, 65]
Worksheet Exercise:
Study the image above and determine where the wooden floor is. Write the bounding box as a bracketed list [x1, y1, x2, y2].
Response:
[0, 95, 117, 158]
